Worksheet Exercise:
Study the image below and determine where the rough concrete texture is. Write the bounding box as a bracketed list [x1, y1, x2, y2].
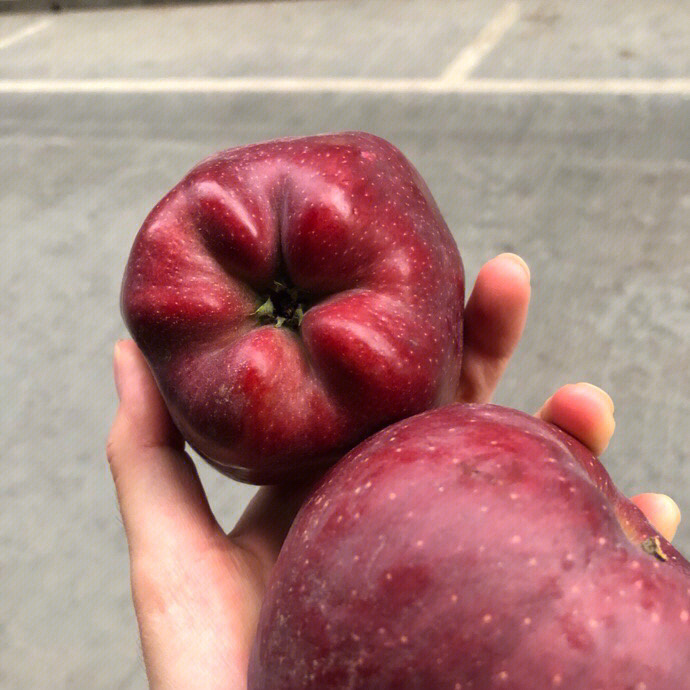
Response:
[1, 1, 689, 688]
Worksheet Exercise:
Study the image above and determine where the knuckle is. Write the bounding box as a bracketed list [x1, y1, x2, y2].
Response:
[105, 435, 118, 466]
[105, 411, 128, 469]
[129, 556, 177, 618]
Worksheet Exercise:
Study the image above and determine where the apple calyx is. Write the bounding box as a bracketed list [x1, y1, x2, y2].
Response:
[254, 281, 307, 331]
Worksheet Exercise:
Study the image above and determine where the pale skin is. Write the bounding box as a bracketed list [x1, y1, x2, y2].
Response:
[107, 253, 681, 690]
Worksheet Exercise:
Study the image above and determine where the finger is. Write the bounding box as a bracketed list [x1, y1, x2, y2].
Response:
[536, 382, 615, 456]
[457, 253, 531, 403]
[631, 493, 681, 542]
[535, 387, 682, 542]
[106, 340, 223, 560]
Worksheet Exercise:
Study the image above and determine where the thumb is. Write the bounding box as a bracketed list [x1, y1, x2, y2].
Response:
[106, 340, 222, 560]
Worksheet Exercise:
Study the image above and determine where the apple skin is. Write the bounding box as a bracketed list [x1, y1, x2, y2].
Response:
[121, 132, 464, 484]
[249, 403, 690, 689]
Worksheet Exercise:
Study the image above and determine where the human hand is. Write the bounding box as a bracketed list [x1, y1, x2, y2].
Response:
[106, 253, 680, 690]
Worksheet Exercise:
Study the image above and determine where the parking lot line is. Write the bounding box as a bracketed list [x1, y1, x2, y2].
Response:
[0, 17, 51, 51]
[0, 77, 689, 95]
[441, 1, 521, 83]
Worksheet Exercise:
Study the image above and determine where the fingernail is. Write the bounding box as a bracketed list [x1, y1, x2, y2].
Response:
[577, 382, 614, 414]
[114, 341, 125, 400]
[659, 494, 681, 524]
[499, 253, 531, 283]
[656, 494, 681, 541]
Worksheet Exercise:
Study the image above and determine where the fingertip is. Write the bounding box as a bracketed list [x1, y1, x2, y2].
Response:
[537, 383, 616, 456]
[457, 253, 533, 404]
[659, 494, 682, 535]
[661, 495, 682, 540]
[463, 253, 531, 361]
[476, 253, 532, 306]
[632, 493, 681, 542]
[661, 493, 681, 520]
[576, 381, 614, 414]
[494, 252, 531, 284]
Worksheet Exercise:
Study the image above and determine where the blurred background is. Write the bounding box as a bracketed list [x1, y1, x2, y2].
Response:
[1, 1, 689, 687]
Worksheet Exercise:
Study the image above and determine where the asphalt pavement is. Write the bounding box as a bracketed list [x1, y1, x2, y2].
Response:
[1, 1, 689, 687]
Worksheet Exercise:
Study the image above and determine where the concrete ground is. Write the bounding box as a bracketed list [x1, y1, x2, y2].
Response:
[1, 1, 689, 687]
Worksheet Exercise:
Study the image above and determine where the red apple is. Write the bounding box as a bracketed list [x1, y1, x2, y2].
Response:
[249, 403, 690, 689]
[121, 132, 464, 484]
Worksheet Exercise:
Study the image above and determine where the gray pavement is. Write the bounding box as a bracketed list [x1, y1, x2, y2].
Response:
[1, 2, 689, 688]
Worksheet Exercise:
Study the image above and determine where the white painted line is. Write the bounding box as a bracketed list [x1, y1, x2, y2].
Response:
[0, 17, 52, 51]
[441, 2, 521, 83]
[0, 77, 430, 94]
[1, 77, 690, 95]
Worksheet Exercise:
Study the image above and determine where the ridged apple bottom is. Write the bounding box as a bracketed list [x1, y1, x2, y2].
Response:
[121, 132, 464, 483]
